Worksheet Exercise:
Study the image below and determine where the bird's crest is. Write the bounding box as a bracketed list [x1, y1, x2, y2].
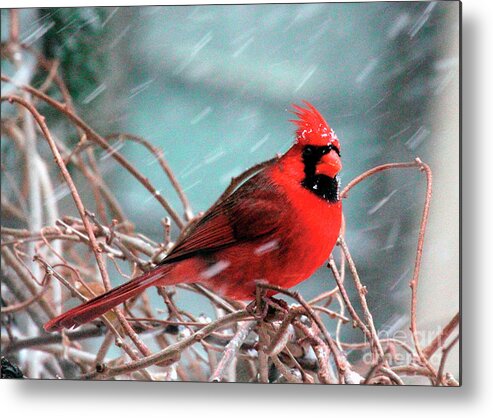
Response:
[290, 101, 340, 149]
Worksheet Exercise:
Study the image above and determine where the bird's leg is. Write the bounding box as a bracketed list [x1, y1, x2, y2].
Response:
[264, 296, 289, 313]
[247, 287, 289, 321]
[247, 286, 269, 320]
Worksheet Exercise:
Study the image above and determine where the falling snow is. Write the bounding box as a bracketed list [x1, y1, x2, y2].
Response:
[405, 126, 430, 150]
[356, 58, 378, 84]
[409, 2, 437, 38]
[294, 65, 318, 92]
[200, 260, 231, 279]
[82, 83, 107, 104]
[367, 190, 398, 215]
[250, 134, 271, 153]
[190, 107, 212, 125]
[254, 239, 280, 256]
[0, 3, 458, 359]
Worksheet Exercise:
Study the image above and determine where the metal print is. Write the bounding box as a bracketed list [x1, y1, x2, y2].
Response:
[0, 2, 460, 385]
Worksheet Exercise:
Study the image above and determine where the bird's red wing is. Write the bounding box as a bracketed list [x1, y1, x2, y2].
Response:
[161, 173, 285, 264]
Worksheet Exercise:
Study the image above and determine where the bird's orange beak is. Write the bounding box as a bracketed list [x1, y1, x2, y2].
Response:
[315, 150, 342, 178]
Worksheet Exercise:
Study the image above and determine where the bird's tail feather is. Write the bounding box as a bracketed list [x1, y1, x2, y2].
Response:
[44, 265, 172, 332]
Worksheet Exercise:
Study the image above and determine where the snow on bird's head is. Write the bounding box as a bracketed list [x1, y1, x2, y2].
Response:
[290, 101, 340, 149]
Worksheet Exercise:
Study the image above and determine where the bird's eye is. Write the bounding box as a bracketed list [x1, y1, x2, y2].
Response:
[303, 146, 314, 156]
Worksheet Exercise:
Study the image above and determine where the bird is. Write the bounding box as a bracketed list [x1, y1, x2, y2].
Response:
[44, 101, 342, 332]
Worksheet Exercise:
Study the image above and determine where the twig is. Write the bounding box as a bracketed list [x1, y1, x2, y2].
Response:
[94, 332, 114, 367]
[2, 326, 105, 353]
[1, 282, 49, 314]
[9, 9, 19, 44]
[1, 246, 56, 321]
[408, 159, 436, 375]
[1, 264, 48, 331]
[327, 257, 372, 342]
[2, 94, 156, 358]
[423, 312, 460, 359]
[2, 96, 111, 292]
[1, 75, 184, 229]
[295, 319, 335, 384]
[341, 161, 423, 199]
[338, 236, 385, 361]
[85, 310, 252, 380]
[257, 283, 346, 383]
[271, 354, 303, 383]
[436, 334, 459, 386]
[257, 324, 270, 383]
[105, 133, 193, 221]
[209, 320, 255, 382]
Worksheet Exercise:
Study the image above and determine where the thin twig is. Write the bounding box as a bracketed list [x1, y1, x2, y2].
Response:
[209, 320, 255, 382]
[423, 312, 460, 359]
[436, 334, 460, 386]
[338, 236, 385, 361]
[1, 75, 184, 228]
[85, 310, 252, 380]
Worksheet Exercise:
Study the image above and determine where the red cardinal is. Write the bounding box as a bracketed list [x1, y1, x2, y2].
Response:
[44, 101, 342, 332]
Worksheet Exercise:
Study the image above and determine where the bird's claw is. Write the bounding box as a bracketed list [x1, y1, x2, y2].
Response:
[246, 296, 289, 322]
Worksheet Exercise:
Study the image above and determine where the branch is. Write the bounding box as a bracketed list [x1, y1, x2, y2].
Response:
[423, 312, 460, 359]
[87, 310, 252, 380]
[1, 75, 184, 229]
[209, 320, 255, 382]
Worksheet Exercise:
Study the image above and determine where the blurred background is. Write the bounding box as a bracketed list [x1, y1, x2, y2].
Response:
[1, 2, 460, 378]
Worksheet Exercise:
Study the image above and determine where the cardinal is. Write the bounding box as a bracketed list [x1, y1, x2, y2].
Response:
[44, 101, 342, 332]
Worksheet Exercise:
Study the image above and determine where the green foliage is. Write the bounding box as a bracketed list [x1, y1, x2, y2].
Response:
[38, 8, 109, 101]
